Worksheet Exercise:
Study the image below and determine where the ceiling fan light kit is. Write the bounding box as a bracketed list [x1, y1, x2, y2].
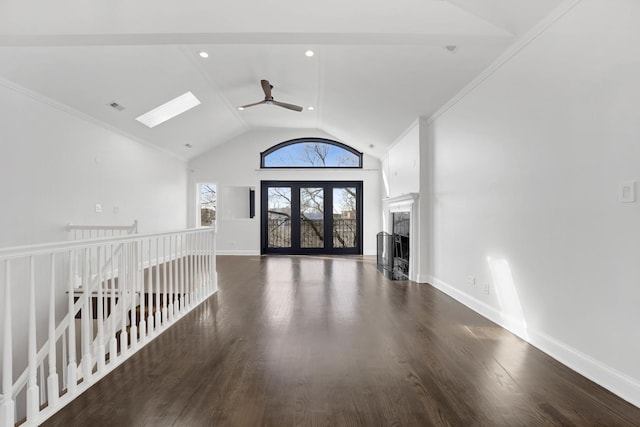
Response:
[239, 79, 303, 112]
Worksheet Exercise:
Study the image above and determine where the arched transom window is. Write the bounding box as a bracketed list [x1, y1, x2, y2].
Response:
[261, 138, 362, 168]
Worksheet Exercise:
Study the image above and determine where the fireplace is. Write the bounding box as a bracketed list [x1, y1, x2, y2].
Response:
[392, 212, 410, 278]
[382, 193, 419, 281]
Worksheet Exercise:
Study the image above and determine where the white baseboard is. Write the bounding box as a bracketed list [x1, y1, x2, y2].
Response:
[217, 250, 260, 256]
[416, 274, 430, 284]
[526, 329, 640, 409]
[427, 275, 640, 408]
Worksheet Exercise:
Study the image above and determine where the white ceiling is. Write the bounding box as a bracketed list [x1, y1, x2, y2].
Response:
[0, 0, 564, 159]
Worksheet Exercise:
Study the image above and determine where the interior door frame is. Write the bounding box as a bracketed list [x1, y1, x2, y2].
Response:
[261, 180, 363, 255]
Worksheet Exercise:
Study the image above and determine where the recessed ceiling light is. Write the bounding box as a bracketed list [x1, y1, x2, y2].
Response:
[305, 50, 314, 57]
[199, 51, 209, 58]
[307, 106, 315, 111]
[135, 91, 201, 128]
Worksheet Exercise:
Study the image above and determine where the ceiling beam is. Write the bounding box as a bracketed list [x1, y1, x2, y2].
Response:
[0, 32, 513, 48]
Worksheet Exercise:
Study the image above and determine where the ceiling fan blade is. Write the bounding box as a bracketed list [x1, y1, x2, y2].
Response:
[261, 80, 272, 99]
[271, 100, 303, 112]
[239, 100, 266, 109]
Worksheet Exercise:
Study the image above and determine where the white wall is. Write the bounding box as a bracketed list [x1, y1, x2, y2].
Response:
[188, 128, 382, 255]
[0, 78, 189, 413]
[385, 121, 420, 197]
[425, 0, 640, 406]
[0, 81, 188, 248]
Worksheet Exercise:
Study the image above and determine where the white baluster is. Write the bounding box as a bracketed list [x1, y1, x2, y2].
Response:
[96, 246, 105, 374]
[193, 234, 198, 302]
[204, 232, 208, 295]
[148, 239, 153, 329]
[174, 234, 182, 317]
[207, 231, 212, 293]
[27, 256, 40, 422]
[189, 234, 192, 304]
[109, 244, 117, 361]
[67, 250, 77, 394]
[201, 232, 207, 296]
[175, 234, 180, 317]
[180, 234, 186, 312]
[168, 235, 174, 321]
[199, 232, 204, 298]
[129, 243, 138, 350]
[204, 232, 209, 294]
[188, 233, 192, 307]
[47, 253, 60, 407]
[195, 232, 201, 301]
[206, 231, 211, 293]
[203, 232, 208, 294]
[186, 234, 192, 308]
[154, 238, 160, 330]
[162, 236, 168, 325]
[87, 251, 93, 335]
[212, 231, 217, 293]
[39, 364, 46, 405]
[189, 234, 196, 307]
[146, 239, 153, 334]
[195, 233, 199, 301]
[119, 246, 128, 357]
[199, 232, 203, 296]
[81, 249, 92, 382]
[214, 232, 218, 287]
[147, 239, 158, 329]
[62, 332, 67, 391]
[1, 260, 15, 427]
[137, 240, 146, 342]
[175, 235, 179, 315]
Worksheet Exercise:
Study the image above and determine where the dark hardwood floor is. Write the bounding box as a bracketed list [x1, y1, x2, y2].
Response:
[43, 255, 640, 426]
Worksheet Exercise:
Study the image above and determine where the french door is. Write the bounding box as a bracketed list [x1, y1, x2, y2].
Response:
[261, 181, 363, 255]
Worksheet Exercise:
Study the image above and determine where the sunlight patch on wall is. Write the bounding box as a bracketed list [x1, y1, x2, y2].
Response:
[381, 167, 390, 198]
[487, 256, 529, 341]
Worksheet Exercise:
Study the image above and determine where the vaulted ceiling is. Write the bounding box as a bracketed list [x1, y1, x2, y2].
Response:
[0, 0, 563, 159]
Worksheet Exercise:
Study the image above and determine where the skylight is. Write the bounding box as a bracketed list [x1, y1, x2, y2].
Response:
[135, 91, 201, 128]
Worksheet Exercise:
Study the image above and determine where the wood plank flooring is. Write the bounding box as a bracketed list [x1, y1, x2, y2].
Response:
[43, 255, 640, 426]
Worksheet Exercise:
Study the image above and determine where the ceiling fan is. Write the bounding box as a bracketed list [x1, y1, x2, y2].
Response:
[238, 79, 303, 112]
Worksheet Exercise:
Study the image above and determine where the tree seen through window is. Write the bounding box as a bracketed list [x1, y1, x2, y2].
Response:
[199, 184, 216, 226]
[261, 138, 362, 168]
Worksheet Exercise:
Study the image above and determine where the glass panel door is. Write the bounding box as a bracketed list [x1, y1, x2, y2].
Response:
[267, 187, 292, 248]
[332, 187, 357, 248]
[261, 181, 362, 255]
[300, 187, 324, 248]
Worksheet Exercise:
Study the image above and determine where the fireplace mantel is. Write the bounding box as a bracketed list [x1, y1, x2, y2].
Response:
[384, 193, 419, 212]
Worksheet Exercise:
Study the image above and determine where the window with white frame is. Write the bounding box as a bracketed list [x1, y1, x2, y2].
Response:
[198, 183, 216, 226]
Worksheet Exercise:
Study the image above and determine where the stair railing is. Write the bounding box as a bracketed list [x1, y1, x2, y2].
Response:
[0, 227, 216, 427]
[66, 220, 138, 240]
[65, 221, 138, 291]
